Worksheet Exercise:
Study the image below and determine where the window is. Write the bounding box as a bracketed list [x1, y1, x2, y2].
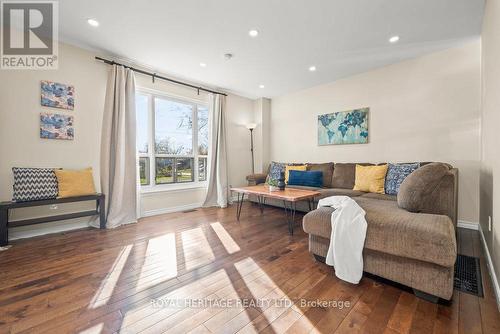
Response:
[136, 91, 209, 188]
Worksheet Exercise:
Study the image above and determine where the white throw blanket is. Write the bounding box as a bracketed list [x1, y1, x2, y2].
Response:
[317, 196, 367, 284]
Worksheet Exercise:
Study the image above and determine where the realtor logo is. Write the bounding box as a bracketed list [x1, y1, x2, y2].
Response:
[1, 0, 58, 69]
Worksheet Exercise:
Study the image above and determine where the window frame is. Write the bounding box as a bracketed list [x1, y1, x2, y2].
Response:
[137, 87, 209, 192]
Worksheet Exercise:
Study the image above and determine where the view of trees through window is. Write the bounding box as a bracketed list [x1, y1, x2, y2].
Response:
[137, 92, 209, 186]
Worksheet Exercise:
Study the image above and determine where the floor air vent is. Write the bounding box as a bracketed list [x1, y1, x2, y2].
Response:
[454, 254, 484, 297]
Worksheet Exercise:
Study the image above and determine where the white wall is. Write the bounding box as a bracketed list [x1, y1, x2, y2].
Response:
[480, 0, 500, 299]
[226, 94, 256, 188]
[0, 42, 107, 238]
[0, 42, 255, 239]
[253, 98, 271, 174]
[270, 41, 481, 223]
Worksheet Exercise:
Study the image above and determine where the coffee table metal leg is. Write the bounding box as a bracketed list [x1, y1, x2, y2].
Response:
[282, 201, 295, 235]
[236, 193, 245, 221]
[257, 196, 264, 214]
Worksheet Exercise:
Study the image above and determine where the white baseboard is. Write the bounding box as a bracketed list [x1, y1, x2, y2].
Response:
[478, 223, 500, 311]
[142, 202, 203, 217]
[457, 220, 480, 230]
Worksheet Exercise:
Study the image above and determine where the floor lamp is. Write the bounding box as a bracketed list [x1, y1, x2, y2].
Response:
[246, 123, 257, 174]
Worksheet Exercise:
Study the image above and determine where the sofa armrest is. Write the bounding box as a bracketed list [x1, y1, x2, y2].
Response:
[246, 173, 267, 186]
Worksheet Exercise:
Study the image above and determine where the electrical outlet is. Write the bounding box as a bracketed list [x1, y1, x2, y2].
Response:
[489, 216, 492, 232]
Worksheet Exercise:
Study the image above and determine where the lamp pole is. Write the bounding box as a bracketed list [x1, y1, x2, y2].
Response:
[250, 128, 255, 174]
[246, 123, 257, 174]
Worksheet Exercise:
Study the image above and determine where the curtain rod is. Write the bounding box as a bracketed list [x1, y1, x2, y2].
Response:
[95, 56, 227, 96]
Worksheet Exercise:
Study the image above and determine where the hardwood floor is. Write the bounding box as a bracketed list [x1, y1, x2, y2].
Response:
[0, 203, 499, 333]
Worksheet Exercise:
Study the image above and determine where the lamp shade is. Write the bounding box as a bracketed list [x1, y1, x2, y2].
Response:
[246, 123, 257, 130]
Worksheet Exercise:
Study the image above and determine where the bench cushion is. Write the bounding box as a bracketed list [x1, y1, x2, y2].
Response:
[12, 167, 58, 202]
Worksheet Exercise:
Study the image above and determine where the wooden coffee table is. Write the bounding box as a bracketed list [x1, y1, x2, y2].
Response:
[230, 185, 321, 235]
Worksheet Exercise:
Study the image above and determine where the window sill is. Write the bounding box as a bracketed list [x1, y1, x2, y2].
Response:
[141, 183, 208, 196]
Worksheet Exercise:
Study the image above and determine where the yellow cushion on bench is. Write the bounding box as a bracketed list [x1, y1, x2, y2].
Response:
[55, 168, 96, 198]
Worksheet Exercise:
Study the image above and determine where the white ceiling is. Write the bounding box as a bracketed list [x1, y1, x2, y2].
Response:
[59, 0, 485, 99]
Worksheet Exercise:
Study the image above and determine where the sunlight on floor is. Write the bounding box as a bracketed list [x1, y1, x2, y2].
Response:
[182, 227, 215, 270]
[137, 233, 177, 290]
[78, 322, 103, 334]
[210, 222, 241, 254]
[89, 244, 132, 309]
[232, 257, 310, 333]
[120, 268, 231, 331]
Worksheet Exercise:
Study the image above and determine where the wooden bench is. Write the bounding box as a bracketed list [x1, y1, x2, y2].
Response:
[0, 193, 105, 246]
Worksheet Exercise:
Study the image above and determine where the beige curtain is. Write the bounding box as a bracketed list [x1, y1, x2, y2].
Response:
[203, 94, 229, 208]
[95, 65, 137, 228]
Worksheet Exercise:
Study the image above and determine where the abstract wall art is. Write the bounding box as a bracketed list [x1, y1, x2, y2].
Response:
[40, 113, 74, 140]
[41, 80, 75, 110]
[318, 107, 369, 145]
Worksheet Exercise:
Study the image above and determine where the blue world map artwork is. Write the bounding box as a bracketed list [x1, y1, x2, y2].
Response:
[41, 80, 75, 110]
[318, 108, 369, 145]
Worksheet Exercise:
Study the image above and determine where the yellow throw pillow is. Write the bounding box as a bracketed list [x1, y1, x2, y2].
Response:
[55, 168, 96, 198]
[353, 164, 388, 194]
[285, 165, 307, 184]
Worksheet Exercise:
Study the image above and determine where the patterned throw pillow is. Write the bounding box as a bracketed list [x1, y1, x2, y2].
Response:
[267, 162, 304, 183]
[384, 163, 420, 195]
[12, 167, 59, 202]
[267, 162, 286, 182]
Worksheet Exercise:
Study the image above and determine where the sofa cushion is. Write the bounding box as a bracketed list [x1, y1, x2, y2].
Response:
[397, 162, 450, 213]
[316, 188, 366, 199]
[303, 206, 335, 238]
[331, 163, 374, 189]
[307, 162, 334, 188]
[360, 193, 396, 201]
[353, 164, 388, 194]
[302, 197, 456, 267]
[385, 163, 420, 195]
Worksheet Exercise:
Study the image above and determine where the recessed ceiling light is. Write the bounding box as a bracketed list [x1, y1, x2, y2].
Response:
[309, 66, 317, 72]
[199, 62, 207, 67]
[389, 35, 400, 43]
[259, 84, 265, 89]
[87, 18, 99, 27]
[248, 29, 259, 37]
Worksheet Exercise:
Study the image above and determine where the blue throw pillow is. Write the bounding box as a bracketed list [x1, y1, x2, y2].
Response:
[288, 170, 323, 188]
[385, 163, 420, 195]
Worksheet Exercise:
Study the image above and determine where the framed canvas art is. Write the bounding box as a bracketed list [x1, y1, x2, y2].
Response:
[40, 113, 74, 140]
[318, 108, 369, 145]
[41, 81, 75, 110]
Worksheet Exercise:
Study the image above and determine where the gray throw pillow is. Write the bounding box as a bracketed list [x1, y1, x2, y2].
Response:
[397, 163, 450, 212]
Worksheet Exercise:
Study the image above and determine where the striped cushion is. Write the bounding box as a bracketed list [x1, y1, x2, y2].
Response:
[12, 167, 59, 202]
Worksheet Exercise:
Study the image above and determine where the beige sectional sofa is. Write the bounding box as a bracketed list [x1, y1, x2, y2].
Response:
[246, 162, 458, 302]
